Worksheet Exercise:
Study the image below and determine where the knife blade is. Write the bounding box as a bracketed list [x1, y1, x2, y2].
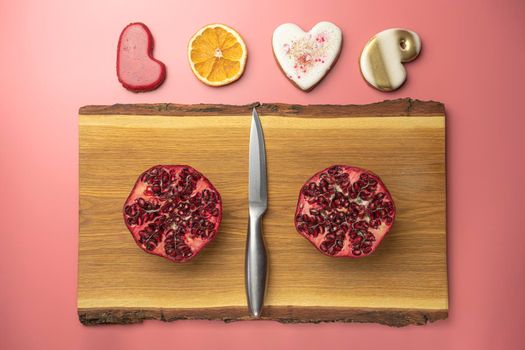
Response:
[245, 107, 268, 318]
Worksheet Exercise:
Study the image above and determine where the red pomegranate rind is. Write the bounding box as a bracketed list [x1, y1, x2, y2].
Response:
[123, 165, 222, 263]
[294, 165, 395, 258]
[117, 22, 166, 92]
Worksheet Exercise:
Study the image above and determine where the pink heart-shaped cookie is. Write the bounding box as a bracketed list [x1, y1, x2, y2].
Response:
[117, 23, 166, 92]
[272, 22, 342, 91]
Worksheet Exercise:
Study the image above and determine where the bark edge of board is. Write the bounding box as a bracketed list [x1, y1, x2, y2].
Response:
[79, 98, 445, 117]
[78, 307, 448, 327]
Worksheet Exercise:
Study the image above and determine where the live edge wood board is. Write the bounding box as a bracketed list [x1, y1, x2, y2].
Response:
[78, 98, 448, 327]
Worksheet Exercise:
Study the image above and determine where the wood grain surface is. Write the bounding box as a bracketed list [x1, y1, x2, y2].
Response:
[78, 99, 448, 327]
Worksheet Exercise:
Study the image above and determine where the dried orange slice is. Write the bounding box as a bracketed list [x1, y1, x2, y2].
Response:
[188, 24, 247, 86]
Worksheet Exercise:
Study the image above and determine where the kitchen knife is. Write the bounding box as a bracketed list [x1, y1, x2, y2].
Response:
[245, 107, 268, 318]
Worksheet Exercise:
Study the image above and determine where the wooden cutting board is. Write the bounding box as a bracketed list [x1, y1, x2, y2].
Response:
[78, 99, 447, 327]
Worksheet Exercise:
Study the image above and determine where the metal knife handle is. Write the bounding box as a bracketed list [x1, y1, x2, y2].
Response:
[245, 213, 268, 318]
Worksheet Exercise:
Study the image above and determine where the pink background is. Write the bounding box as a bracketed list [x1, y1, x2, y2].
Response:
[1, 0, 524, 349]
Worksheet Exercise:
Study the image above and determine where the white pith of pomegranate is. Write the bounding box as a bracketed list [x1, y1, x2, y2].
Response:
[123, 165, 222, 263]
[294, 165, 395, 258]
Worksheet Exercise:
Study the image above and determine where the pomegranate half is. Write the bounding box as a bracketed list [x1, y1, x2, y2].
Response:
[294, 165, 395, 258]
[123, 165, 222, 262]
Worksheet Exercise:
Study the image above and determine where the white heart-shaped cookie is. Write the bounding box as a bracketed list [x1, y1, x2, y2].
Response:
[272, 22, 342, 91]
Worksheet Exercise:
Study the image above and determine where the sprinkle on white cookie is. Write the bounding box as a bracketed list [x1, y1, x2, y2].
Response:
[360, 28, 421, 92]
[273, 22, 342, 91]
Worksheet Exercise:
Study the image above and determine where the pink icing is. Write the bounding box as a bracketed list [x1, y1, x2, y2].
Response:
[283, 31, 330, 75]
